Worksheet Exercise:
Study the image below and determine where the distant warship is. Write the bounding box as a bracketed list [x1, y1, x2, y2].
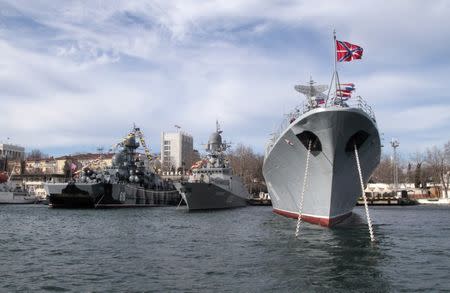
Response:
[0, 158, 36, 204]
[175, 122, 249, 210]
[44, 126, 180, 208]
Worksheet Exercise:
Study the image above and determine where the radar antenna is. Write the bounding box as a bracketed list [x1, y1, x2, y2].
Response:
[294, 78, 328, 107]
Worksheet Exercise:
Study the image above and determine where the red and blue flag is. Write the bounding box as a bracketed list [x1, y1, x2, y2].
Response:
[336, 41, 363, 62]
[336, 90, 352, 97]
[338, 83, 355, 91]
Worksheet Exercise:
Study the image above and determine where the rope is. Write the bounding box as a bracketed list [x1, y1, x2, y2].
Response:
[295, 140, 312, 238]
[94, 194, 105, 209]
[176, 197, 185, 210]
[354, 143, 375, 242]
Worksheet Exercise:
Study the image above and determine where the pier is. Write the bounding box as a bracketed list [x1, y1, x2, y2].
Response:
[356, 196, 417, 206]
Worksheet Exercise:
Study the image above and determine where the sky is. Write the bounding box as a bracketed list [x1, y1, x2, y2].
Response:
[0, 0, 449, 158]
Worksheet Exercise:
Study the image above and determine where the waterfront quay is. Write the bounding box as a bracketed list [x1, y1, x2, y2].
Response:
[356, 196, 416, 206]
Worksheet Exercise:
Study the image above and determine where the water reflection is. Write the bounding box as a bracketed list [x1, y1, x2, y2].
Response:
[261, 212, 391, 291]
[326, 214, 391, 291]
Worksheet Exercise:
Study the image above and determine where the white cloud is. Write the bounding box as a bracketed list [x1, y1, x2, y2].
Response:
[378, 105, 450, 132]
[0, 0, 449, 156]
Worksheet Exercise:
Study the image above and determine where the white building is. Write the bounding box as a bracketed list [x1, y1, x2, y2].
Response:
[0, 143, 25, 160]
[161, 131, 193, 171]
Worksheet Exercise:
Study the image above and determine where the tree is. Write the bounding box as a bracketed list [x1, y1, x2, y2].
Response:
[63, 158, 80, 179]
[410, 150, 425, 188]
[27, 149, 48, 160]
[227, 144, 265, 195]
[371, 153, 392, 183]
[426, 144, 449, 198]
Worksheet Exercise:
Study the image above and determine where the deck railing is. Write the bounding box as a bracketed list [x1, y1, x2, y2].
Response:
[265, 96, 376, 156]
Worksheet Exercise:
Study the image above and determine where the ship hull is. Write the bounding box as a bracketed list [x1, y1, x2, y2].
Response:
[176, 182, 247, 210]
[0, 192, 36, 204]
[263, 107, 381, 227]
[45, 182, 181, 208]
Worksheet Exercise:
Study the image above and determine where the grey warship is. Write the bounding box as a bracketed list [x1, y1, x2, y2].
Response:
[263, 78, 381, 227]
[44, 126, 180, 208]
[175, 122, 249, 210]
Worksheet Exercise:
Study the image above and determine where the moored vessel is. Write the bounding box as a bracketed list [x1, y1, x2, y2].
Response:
[263, 35, 381, 227]
[44, 126, 180, 208]
[175, 122, 249, 210]
[0, 171, 36, 204]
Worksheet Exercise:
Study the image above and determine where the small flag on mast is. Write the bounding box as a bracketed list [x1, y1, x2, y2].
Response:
[338, 83, 355, 91]
[336, 41, 363, 62]
[336, 90, 352, 97]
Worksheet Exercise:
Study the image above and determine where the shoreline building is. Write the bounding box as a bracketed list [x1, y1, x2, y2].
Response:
[161, 131, 194, 172]
[0, 143, 25, 161]
[24, 153, 115, 175]
[0, 143, 25, 173]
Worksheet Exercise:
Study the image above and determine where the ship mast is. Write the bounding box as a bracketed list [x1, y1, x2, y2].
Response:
[334, 30, 342, 103]
[326, 29, 342, 105]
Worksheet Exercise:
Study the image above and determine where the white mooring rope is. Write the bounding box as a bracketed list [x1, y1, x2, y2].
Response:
[354, 143, 375, 242]
[295, 140, 312, 238]
[95, 194, 105, 209]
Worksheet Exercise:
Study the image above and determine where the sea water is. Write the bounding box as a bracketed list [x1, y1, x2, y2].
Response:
[1, 204, 449, 292]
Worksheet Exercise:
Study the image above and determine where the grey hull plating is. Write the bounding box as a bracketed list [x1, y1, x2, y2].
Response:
[176, 122, 250, 211]
[45, 182, 180, 208]
[177, 182, 247, 210]
[263, 107, 381, 226]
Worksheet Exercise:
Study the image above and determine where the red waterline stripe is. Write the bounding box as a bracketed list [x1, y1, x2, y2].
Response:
[273, 208, 352, 227]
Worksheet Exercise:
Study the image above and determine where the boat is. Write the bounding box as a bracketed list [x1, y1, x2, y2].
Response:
[0, 171, 36, 204]
[263, 80, 381, 226]
[417, 198, 450, 205]
[25, 181, 49, 204]
[174, 122, 249, 210]
[44, 126, 181, 208]
[262, 36, 381, 227]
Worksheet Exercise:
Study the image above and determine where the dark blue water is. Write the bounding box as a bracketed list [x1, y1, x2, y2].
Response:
[1, 204, 450, 292]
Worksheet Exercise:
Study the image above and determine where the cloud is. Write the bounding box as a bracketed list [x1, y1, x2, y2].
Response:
[378, 105, 450, 132]
[0, 0, 449, 157]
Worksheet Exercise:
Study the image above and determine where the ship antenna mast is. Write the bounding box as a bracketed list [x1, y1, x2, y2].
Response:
[326, 29, 342, 105]
[216, 120, 221, 133]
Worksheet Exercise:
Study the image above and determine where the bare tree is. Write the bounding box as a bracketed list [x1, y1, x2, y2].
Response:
[228, 144, 265, 194]
[444, 140, 450, 196]
[426, 144, 449, 198]
[410, 150, 426, 188]
[371, 153, 392, 183]
[27, 149, 48, 160]
[396, 153, 408, 184]
[63, 158, 80, 179]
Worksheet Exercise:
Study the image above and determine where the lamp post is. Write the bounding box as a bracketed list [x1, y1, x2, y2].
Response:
[390, 139, 400, 197]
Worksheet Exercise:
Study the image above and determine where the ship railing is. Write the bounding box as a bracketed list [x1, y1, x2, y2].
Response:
[327, 96, 376, 122]
[266, 96, 376, 154]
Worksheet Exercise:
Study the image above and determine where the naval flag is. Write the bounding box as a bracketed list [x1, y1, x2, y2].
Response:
[336, 41, 363, 62]
[338, 83, 355, 91]
[336, 90, 352, 97]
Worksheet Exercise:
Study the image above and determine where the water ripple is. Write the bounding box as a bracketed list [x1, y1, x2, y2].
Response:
[1, 205, 450, 291]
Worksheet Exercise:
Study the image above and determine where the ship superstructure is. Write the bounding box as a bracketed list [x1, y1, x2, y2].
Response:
[175, 122, 249, 210]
